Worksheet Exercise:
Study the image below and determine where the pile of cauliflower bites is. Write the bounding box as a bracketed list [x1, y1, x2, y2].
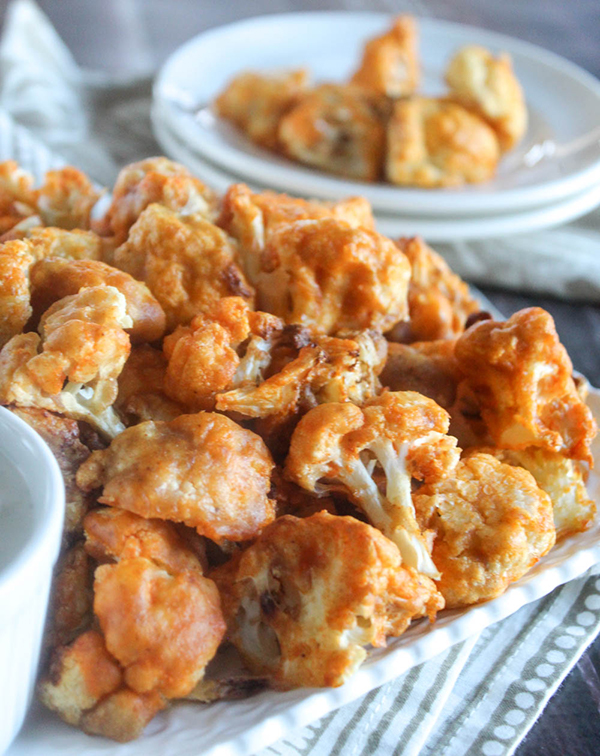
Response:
[0, 157, 596, 742]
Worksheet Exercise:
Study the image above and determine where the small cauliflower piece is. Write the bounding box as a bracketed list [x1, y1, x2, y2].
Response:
[478, 447, 595, 541]
[278, 84, 388, 182]
[30, 257, 166, 343]
[244, 217, 410, 334]
[101, 157, 218, 244]
[36, 167, 100, 230]
[286, 392, 461, 576]
[454, 307, 597, 464]
[386, 97, 500, 187]
[0, 240, 34, 348]
[214, 69, 310, 150]
[113, 203, 254, 331]
[350, 15, 420, 98]
[0, 160, 38, 233]
[445, 44, 527, 152]
[387, 236, 481, 342]
[212, 512, 443, 689]
[413, 453, 556, 608]
[0, 285, 132, 437]
[23, 226, 110, 262]
[76, 412, 275, 542]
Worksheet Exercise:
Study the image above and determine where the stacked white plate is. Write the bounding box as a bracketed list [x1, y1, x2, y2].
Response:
[152, 12, 600, 241]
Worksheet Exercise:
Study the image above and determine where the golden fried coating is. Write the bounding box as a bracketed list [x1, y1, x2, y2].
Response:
[0, 160, 38, 234]
[214, 69, 309, 150]
[387, 237, 481, 342]
[386, 96, 500, 187]
[413, 453, 556, 607]
[76, 412, 275, 542]
[94, 555, 224, 698]
[30, 257, 166, 343]
[21, 226, 110, 261]
[218, 182, 375, 263]
[0, 240, 34, 348]
[36, 167, 100, 230]
[113, 203, 254, 331]
[278, 84, 388, 182]
[102, 157, 218, 244]
[454, 308, 597, 464]
[445, 45, 527, 151]
[243, 217, 410, 334]
[0, 286, 132, 437]
[212, 512, 443, 689]
[80, 688, 166, 743]
[10, 406, 95, 540]
[350, 15, 420, 98]
[285, 392, 460, 576]
[478, 447, 595, 541]
[115, 344, 183, 424]
[380, 340, 460, 410]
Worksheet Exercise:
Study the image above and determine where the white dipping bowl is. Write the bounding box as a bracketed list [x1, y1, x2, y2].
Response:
[0, 406, 64, 755]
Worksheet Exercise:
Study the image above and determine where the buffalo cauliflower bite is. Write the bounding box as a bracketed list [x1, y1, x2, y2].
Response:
[116, 344, 183, 424]
[243, 217, 410, 334]
[477, 447, 595, 541]
[218, 183, 375, 267]
[113, 203, 254, 331]
[445, 45, 527, 152]
[211, 512, 443, 689]
[386, 97, 500, 187]
[76, 412, 275, 542]
[36, 167, 100, 230]
[387, 237, 481, 342]
[214, 69, 310, 151]
[30, 257, 166, 343]
[101, 157, 218, 244]
[0, 240, 34, 348]
[0, 160, 38, 233]
[21, 226, 110, 261]
[278, 84, 388, 182]
[285, 392, 461, 576]
[413, 453, 556, 607]
[454, 307, 597, 464]
[0, 286, 132, 437]
[350, 15, 420, 98]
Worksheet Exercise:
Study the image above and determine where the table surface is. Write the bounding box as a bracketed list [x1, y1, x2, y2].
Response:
[2, 0, 598, 753]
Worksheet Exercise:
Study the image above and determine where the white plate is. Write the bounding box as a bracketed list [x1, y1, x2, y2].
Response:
[7, 388, 600, 756]
[152, 106, 600, 242]
[153, 12, 600, 217]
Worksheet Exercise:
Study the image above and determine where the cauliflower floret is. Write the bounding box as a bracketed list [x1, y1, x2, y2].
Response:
[211, 511, 443, 689]
[386, 96, 500, 187]
[113, 203, 254, 331]
[214, 69, 310, 151]
[286, 392, 461, 576]
[413, 453, 556, 607]
[76, 412, 275, 542]
[477, 447, 595, 541]
[218, 183, 374, 268]
[239, 217, 410, 334]
[20, 226, 111, 262]
[278, 84, 388, 182]
[0, 160, 38, 233]
[0, 285, 132, 437]
[454, 307, 597, 464]
[36, 167, 100, 230]
[30, 257, 166, 343]
[0, 240, 34, 348]
[350, 15, 420, 98]
[387, 237, 481, 342]
[115, 344, 183, 424]
[101, 157, 218, 244]
[445, 45, 527, 151]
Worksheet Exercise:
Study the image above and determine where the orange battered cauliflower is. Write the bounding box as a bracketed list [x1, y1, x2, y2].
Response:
[286, 392, 461, 576]
[454, 308, 597, 464]
[76, 412, 275, 542]
[113, 203, 254, 331]
[413, 453, 556, 607]
[0, 239, 34, 348]
[350, 15, 420, 98]
[101, 157, 218, 244]
[0, 160, 39, 233]
[36, 167, 100, 230]
[0, 285, 132, 436]
[212, 512, 443, 689]
[20, 226, 111, 262]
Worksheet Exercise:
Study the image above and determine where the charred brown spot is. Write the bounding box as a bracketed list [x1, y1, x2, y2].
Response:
[260, 591, 277, 617]
[465, 311, 493, 329]
[222, 263, 253, 298]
